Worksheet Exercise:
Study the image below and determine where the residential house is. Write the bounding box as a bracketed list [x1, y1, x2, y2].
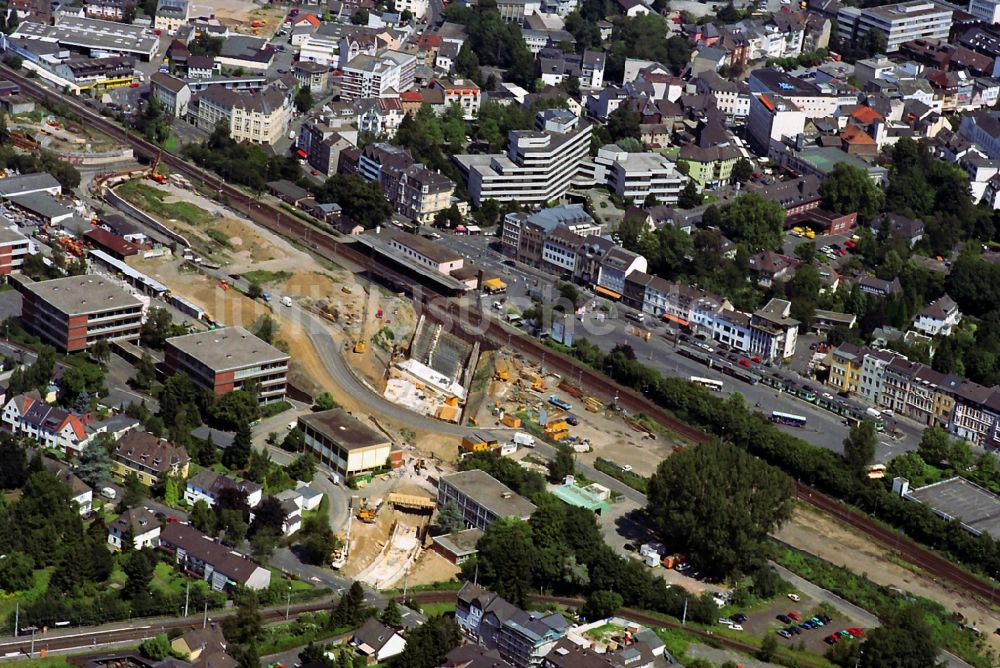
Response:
[158, 522, 271, 591]
[748, 251, 794, 287]
[273, 489, 306, 536]
[43, 458, 92, 515]
[170, 627, 229, 663]
[108, 507, 160, 550]
[858, 348, 898, 406]
[192, 84, 291, 146]
[750, 298, 799, 360]
[913, 295, 962, 337]
[150, 72, 191, 117]
[2, 391, 91, 458]
[351, 619, 407, 664]
[113, 430, 190, 486]
[859, 275, 903, 297]
[184, 470, 263, 508]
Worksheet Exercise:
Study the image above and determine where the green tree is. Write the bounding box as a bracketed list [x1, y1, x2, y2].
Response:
[859, 605, 941, 668]
[581, 590, 623, 621]
[190, 499, 217, 534]
[436, 501, 466, 533]
[91, 339, 112, 366]
[282, 426, 305, 452]
[606, 105, 640, 141]
[731, 157, 754, 184]
[61, 361, 106, 406]
[917, 426, 952, 467]
[210, 390, 259, 430]
[862, 28, 887, 58]
[0, 435, 28, 489]
[122, 549, 154, 599]
[380, 598, 403, 626]
[222, 423, 252, 470]
[299, 511, 339, 565]
[719, 193, 786, 252]
[134, 351, 157, 390]
[295, 86, 314, 113]
[139, 634, 171, 660]
[646, 440, 795, 577]
[474, 518, 536, 606]
[332, 581, 371, 628]
[757, 634, 778, 662]
[819, 162, 885, 221]
[0, 552, 34, 592]
[140, 307, 174, 348]
[794, 240, 817, 264]
[389, 615, 462, 668]
[351, 7, 369, 23]
[548, 443, 575, 482]
[842, 421, 876, 475]
[163, 475, 180, 506]
[315, 392, 337, 410]
[677, 180, 703, 209]
[287, 452, 317, 482]
[314, 173, 393, 229]
[300, 642, 332, 668]
[122, 471, 146, 509]
[224, 590, 263, 645]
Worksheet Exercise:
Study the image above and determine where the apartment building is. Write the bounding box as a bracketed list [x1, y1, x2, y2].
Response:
[951, 382, 1000, 448]
[749, 298, 799, 360]
[827, 342, 866, 395]
[538, 49, 605, 89]
[969, 0, 1000, 24]
[502, 205, 601, 267]
[431, 78, 481, 120]
[0, 226, 31, 275]
[438, 470, 537, 531]
[83, 0, 135, 21]
[454, 110, 592, 206]
[113, 430, 189, 486]
[154, 0, 189, 35]
[575, 236, 647, 298]
[165, 326, 289, 403]
[20, 274, 143, 353]
[913, 295, 962, 337]
[858, 348, 897, 405]
[395, 0, 429, 19]
[150, 72, 191, 117]
[299, 34, 342, 67]
[837, 1, 952, 52]
[623, 272, 728, 332]
[193, 84, 291, 146]
[298, 408, 393, 481]
[340, 50, 416, 101]
[749, 68, 840, 117]
[394, 166, 456, 225]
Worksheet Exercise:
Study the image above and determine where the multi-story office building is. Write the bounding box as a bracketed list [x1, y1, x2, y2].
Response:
[592, 147, 687, 205]
[164, 326, 289, 403]
[0, 227, 30, 275]
[298, 408, 393, 481]
[20, 274, 143, 352]
[454, 110, 592, 206]
[340, 50, 416, 101]
[836, 1, 952, 52]
[747, 93, 806, 157]
[438, 470, 537, 531]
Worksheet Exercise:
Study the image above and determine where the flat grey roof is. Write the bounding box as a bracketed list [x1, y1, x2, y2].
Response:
[0, 226, 28, 245]
[24, 274, 143, 316]
[166, 326, 288, 372]
[440, 469, 537, 519]
[0, 173, 60, 197]
[6, 193, 71, 220]
[298, 408, 389, 451]
[433, 528, 484, 556]
[13, 18, 158, 56]
[906, 476, 1000, 539]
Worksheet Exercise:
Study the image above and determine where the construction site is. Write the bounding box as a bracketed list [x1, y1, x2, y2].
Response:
[337, 486, 446, 590]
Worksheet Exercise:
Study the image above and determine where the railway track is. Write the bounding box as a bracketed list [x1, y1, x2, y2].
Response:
[3, 65, 998, 610]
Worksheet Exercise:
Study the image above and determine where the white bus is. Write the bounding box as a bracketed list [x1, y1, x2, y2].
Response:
[689, 376, 724, 392]
[770, 411, 808, 427]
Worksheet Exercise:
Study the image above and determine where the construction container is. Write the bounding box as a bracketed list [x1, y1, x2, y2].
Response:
[501, 414, 521, 428]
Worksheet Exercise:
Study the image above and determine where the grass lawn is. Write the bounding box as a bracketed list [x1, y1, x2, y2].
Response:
[243, 269, 292, 285]
[163, 134, 180, 153]
[270, 570, 315, 592]
[117, 180, 214, 227]
[152, 562, 187, 595]
[417, 602, 455, 617]
[2, 657, 74, 668]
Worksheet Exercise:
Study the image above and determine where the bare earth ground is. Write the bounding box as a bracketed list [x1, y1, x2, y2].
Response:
[777, 504, 1000, 654]
[188, 0, 286, 34]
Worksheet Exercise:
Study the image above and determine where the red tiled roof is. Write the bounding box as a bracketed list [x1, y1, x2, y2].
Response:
[851, 106, 884, 125]
[841, 125, 876, 145]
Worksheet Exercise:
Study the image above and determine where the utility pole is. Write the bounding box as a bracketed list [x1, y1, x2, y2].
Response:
[286, 587, 291, 621]
[681, 598, 687, 626]
[202, 600, 208, 629]
[14, 601, 18, 637]
[184, 582, 190, 617]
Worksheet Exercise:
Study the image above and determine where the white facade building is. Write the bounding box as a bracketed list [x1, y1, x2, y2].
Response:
[837, 1, 952, 52]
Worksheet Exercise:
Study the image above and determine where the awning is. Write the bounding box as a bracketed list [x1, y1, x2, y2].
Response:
[663, 312, 689, 327]
[483, 278, 507, 291]
[295, 149, 307, 158]
[594, 285, 621, 300]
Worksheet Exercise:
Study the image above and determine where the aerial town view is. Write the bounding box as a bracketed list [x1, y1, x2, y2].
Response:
[3, 0, 1000, 665]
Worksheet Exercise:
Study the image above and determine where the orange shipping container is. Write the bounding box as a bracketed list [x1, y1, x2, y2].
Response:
[501, 414, 521, 428]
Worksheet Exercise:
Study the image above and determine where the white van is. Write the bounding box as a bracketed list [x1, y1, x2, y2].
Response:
[281, 296, 293, 307]
[101, 487, 117, 500]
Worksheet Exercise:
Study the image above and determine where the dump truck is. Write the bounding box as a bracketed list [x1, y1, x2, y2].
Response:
[495, 359, 510, 381]
[354, 341, 367, 353]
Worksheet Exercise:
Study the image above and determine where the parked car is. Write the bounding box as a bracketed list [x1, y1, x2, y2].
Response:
[825, 634, 840, 645]
[731, 613, 748, 623]
[820, 615, 833, 624]
[730, 625, 743, 631]
[739, 358, 752, 368]
[566, 415, 580, 426]
[786, 626, 801, 635]
[800, 621, 814, 630]
[777, 614, 792, 624]
[718, 618, 733, 626]
[847, 628, 864, 637]
[777, 630, 792, 639]
[788, 611, 801, 621]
